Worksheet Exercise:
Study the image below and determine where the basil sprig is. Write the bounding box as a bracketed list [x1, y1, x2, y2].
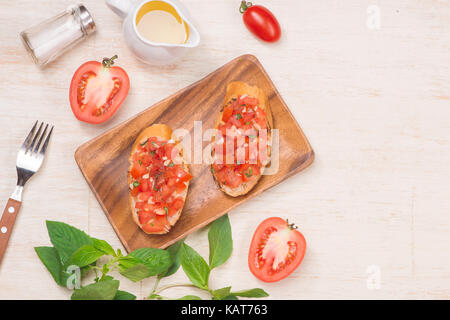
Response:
[35, 216, 268, 300]
[149, 214, 268, 300]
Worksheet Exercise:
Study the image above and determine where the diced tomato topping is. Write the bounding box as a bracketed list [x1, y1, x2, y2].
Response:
[213, 94, 267, 188]
[130, 137, 191, 226]
[142, 215, 169, 233]
[138, 210, 155, 225]
[137, 191, 151, 202]
[222, 105, 234, 122]
[175, 182, 187, 193]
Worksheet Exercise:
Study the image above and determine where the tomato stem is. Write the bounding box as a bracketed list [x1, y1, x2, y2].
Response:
[239, 1, 253, 14]
[102, 55, 118, 68]
[286, 219, 298, 230]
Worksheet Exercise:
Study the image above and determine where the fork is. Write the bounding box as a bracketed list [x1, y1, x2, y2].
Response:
[0, 121, 54, 264]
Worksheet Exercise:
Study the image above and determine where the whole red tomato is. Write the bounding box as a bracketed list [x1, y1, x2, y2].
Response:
[69, 55, 130, 124]
[240, 1, 281, 42]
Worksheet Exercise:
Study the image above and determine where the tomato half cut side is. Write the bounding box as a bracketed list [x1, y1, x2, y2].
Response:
[248, 217, 306, 282]
[69, 55, 130, 124]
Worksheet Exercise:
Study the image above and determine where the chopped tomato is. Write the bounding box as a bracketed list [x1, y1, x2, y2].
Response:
[248, 217, 306, 282]
[142, 215, 169, 233]
[131, 164, 146, 179]
[213, 94, 268, 189]
[138, 210, 155, 225]
[130, 136, 191, 232]
[137, 191, 151, 202]
[222, 105, 234, 122]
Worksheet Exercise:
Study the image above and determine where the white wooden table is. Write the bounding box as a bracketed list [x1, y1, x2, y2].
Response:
[0, 0, 449, 299]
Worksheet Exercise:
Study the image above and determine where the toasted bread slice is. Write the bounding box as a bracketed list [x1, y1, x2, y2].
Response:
[128, 124, 190, 234]
[211, 82, 273, 197]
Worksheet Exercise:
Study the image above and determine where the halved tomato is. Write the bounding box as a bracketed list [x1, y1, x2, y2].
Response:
[248, 217, 306, 282]
[69, 55, 130, 124]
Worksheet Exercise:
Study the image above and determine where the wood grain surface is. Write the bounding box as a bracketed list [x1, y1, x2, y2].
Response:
[0, 199, 22, 264]
[0, 0, 449, 299]
[75, 55, 314, 251]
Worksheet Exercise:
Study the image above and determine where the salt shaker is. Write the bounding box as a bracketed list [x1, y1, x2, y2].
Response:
[20, 4, 96, 66]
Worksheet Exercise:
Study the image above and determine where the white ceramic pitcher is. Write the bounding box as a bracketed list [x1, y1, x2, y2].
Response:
[106, 0, 200, 65]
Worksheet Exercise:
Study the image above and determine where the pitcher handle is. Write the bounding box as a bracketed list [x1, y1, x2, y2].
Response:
[105, 0, 132, 19]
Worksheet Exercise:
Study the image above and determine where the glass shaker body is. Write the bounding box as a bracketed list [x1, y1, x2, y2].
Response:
[20, 4, 95, 66]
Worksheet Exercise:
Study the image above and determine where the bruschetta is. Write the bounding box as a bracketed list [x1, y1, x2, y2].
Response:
[211, 82, 273, 197]
[128, 124, 192, 234]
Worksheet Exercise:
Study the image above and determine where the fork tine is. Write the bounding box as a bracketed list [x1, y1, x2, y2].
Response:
[28, 122, 43, 153]
[33, 123, 49, 154]
[39, 125, 54, 156]
[21, 121, 38, 151]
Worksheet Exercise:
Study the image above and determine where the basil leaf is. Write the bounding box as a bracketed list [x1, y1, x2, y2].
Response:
[118, 256, 152, 282]
[129, 248, 172, 275]
[46, 221, 92, 264]
[34, 246, 62, 285]
[223, 294, 239, 300]
[180, 243, 210, 289]
[114, 290, 137, 300]
[92, 238, 116, 256]
[71, 279, 119, 300]
[158, 239, 184, 279]
[211, 286, 231, 300]
[64, 245, 104, 268]
[232, 288, 269, 298]
[208, 214, 233, 269]
[178, 295, 202, 300]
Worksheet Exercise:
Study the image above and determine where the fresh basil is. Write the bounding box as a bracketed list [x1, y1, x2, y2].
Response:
[222, 294, 239, 300]
[208, 214, 233, 269]
[118, 248, 172, 282]
[92, 238, 116, 256]
[211, 286, 231, 300]
[129, 248, 172, 275]
[71, 279, 119, 300]
[114, 290, 137, 300]
[158, 240, 184, 279]
[118, 257, 152, 282]
[36, 220, 270, 300]
[64, 244, 104, 268]
[232, 288, 269, 298]
[46, 220, 92, 264]
[133, 181, 140, 187]
[178, 295, 202, 300]
[34, 246, 62, 285]
[180, 243, 210, 289]
[235, 113, 242, 120]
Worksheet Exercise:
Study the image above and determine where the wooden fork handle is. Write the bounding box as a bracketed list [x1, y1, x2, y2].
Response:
[0, 198, 21, 264]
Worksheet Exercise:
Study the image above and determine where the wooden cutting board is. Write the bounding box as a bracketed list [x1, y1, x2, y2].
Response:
[75, 54, 314, 251]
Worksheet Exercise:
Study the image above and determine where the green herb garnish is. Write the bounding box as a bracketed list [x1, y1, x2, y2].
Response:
[35, 216, 268, 300]
[168, 162, 175, 167]
[235, 113, 242, 120]
[245, 168, 253, 178]
[164, 207, 169, 215]
[133, 181, 140, 187]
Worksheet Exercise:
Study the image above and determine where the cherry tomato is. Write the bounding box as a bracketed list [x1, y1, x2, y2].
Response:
[239, 1, 281, 42]
[248, 217, 306, 282]
[69, 55, 130, 124]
